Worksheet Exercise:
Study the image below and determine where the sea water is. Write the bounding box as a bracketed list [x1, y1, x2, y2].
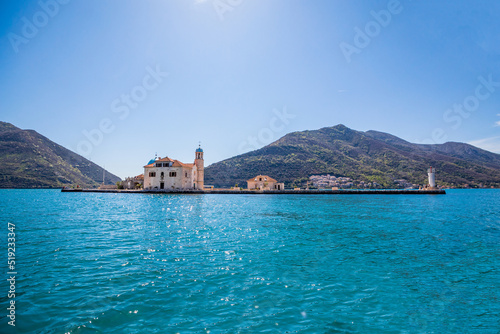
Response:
[0, 189, 498, 333]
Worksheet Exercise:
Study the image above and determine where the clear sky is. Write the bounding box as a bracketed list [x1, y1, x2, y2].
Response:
[1, 0, 500, 178]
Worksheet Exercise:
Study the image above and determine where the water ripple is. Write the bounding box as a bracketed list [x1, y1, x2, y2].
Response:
[0, 190, 499, 333]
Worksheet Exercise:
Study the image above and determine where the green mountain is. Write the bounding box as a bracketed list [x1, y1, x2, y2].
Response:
[205, 125, 500, 188]
[0, 122, 121, 188]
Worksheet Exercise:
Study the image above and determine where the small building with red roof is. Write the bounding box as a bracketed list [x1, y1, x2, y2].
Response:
[247, 175, 285, 191]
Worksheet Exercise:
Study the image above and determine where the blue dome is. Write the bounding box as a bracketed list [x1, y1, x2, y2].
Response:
[196, 148, 203, 153]
[147, 158, 156, 165]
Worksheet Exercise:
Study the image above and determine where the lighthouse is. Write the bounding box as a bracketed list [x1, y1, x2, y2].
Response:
[427, 167, 436, 188]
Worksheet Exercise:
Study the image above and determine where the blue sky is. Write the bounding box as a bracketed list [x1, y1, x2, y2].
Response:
[1, 0, 500, 178]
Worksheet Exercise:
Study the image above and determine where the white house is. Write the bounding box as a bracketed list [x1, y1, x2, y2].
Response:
[143, 147, 204, 190]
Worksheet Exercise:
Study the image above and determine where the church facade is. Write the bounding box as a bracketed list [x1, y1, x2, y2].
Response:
[143, 147, 204, 190]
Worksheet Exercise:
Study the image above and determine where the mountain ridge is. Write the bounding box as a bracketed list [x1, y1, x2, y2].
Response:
[0, 121, 121, 188]
[205, 124, 500, 188]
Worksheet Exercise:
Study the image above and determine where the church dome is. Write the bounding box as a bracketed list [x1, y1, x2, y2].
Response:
[196, 147, 203, 153]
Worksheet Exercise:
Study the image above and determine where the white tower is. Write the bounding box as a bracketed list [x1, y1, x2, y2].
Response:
[195, 145, 204, 190]
[428, 167, 436, 188]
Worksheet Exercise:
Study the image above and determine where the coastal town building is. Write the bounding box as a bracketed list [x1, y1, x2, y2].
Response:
[310, 173, 424, 189]
[123, 174, 144, 189]
[247, 175, 285, 190]
[143, 147, 204, 190]
[309, 174, 355, 188]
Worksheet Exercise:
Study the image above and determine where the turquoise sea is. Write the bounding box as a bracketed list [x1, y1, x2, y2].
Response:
[0, 189, 499, 333]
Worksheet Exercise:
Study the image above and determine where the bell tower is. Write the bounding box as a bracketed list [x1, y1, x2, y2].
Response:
[195, 144, 204, 190]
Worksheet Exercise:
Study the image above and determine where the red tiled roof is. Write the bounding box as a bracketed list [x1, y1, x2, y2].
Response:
[144, 157, 195, 169]
[144, 156, 173, 168]
[173, 161, 196, 168]
[171, 161, 184, 167]
[246, 175, 278, 183]
[156, 157, 175, 162]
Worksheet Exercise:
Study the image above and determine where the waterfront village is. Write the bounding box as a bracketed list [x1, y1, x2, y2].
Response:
[99, 146, 439, 192]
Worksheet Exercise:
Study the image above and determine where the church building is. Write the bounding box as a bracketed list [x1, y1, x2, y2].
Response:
[143, 147, 204, 190]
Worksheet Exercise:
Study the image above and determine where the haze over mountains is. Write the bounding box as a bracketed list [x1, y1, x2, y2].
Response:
[204, 125, 500, 188]
[0, 122, 120, 188]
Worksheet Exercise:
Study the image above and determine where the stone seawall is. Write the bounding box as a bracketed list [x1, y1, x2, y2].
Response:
[61, 188, 446, 195]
